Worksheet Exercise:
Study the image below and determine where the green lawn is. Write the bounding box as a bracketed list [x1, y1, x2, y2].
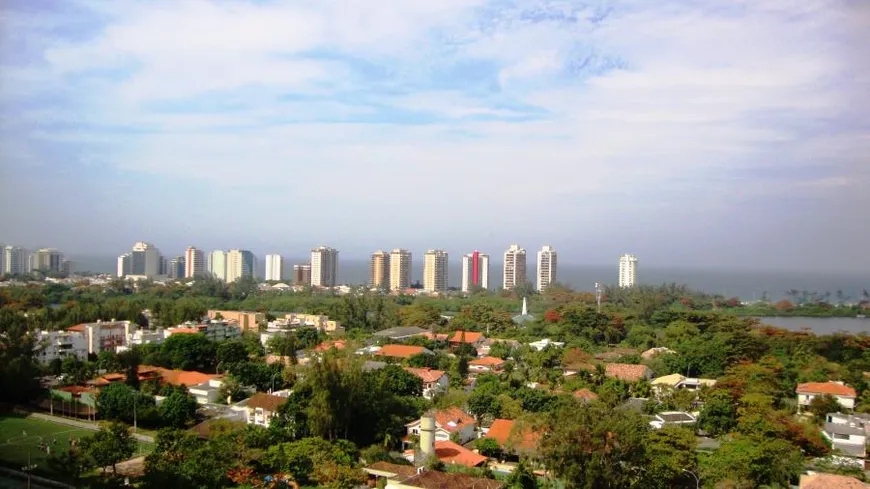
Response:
[0, 414, 151, 477]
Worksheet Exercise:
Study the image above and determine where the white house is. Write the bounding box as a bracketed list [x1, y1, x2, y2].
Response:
[528, 338, 564, 351]
[822, 413, 869, 467]
[796, 382, 857, 412]
[36, 330, 88, 363]
[188, 378, 225, 404]
[651, 374, 717, 396]
[404, 368, 448, 400]
[244, 392, 288, 428]
[405, 407, 477, 445]
[68, 320, 135, 354]
[649, 411, 697, 430]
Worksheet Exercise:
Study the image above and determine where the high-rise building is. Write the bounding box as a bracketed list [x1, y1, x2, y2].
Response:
[619, 254, 638, 288]
[461, 251, 489, 292]
[208, 250, 227, 281]
[310, 246, 338, 287]
[370, 250, 390, 289]
[33, 248, 64, 273]
[168, 256, 186, 279]
[118, 242, 162, 278]
[503, 244, 527, 290]
[61, 259, 74, 277]
[265, 254, 284, 281]
[293, 264, 312, 285]
[423, 249, 448, 293]
[536, 246, 557, 292]
[389, 249, 412, 291]
[184, 246, 205, 278]
[226, 249, 256, 282]
[2, 246, 27, 276]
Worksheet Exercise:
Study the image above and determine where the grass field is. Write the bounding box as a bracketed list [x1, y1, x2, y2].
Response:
[0, 414, 152, 476]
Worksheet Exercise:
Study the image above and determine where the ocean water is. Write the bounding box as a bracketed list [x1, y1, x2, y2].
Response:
[757, 317, 870, 335]
[68, 255, 869, 302]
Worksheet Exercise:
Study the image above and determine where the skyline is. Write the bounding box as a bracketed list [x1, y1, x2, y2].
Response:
[1, 0, 869, 273]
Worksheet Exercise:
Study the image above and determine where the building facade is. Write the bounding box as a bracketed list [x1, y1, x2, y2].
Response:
[389, 249, 412, 290]
[208, 250, 227, 281]
[2, 246, 27, 276]
[226, 249, 255, 282]
[370, 250, 390, 289]
[536, 245, 557, 292]
[423, 249, 448, 293]
[33, 248, 64, 274]
[618, 254, 638, 288]
[503, 244, 527, 290]
[265, 254, 284, 281]
[118, 242, 162, 278]
[311, 246, 338, 287]
[36, 330, 88, 363]
[184, 247, 205, 278]
[293, 264, 311, 285]
[168, 256, 185, 279]
[461, 251, 489, 293]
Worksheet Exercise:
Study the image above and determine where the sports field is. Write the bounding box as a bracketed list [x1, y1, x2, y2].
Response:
[0, 414, 151, 474]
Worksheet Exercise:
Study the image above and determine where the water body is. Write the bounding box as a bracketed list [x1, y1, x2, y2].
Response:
[68, 255, 869, 302]
[756, 316, 870, 335]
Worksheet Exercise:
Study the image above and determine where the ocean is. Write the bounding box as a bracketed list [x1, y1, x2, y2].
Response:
[68, 255, 869, 302]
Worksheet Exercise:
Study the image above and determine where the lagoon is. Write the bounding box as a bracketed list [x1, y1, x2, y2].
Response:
[756, 316, 870, 335]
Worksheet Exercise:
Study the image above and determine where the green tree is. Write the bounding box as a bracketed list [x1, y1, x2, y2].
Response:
[160, 334, 218, 371]
[0, 309, 41, 402]
[643, 427, 698, 489]
[81, 422, 136, 475]
[216, 341, 249, 366]
[476, 438, 502, 458]
[806, 394, 841, 421]
[97, 382, 157, 424]
[506, 459, 538, 489]
[408, 353, 437, 368]
[370, 364, 423, 397]
[698, 390, 737, 436]
[159, 390, 198, 428]
[399, 304, 442, 327]
[702, 436, 802, 488]
[47, 445, 87, 484]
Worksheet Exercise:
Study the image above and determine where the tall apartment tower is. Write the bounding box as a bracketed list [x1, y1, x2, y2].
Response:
[168, 256, 186, 279]
[503, 244, 527, 290]
[226, 249, 255, 282]
[423, 249, 448, 293]
[2, 246, 27, 275]
[293, 264, 312, 285]
[370, 250, 390, 289]
[389, 249, 412, 291]
[184, 246, 205, 278]
[208, 250, 227, 281]
[265, 254, 284, 281]
[536, 245, 557, 292]
[33, 248, 64, 273]
[461, 251, 489, 292]
[619, 254, 638, 288]
[310, 246, 338, 287]
[118, 242, 162, 278]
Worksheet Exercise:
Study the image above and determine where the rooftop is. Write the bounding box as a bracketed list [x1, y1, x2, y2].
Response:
[377, 344, 431, 359]
[448, 331, 484, 344]
[246, 392, 288, 412]
[799, 473, 869, 489]
[573, 389, 599, 402]
[605, 363, 651, 382]
[405, 367, 447, 383]
[373, 326, 428, 338]
[796, 382, 857, 397]
[484, 419, 540, 451]
[400, 470, 504, 489]
[363, 461, 417, 481]
[433, 440, 487, 467]
[469, 357, 506, 367]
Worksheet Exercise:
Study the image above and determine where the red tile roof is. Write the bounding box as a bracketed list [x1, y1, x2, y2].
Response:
[246, 392, 288, 412]
[142, 365, 219, 386]
[484, 419, 540, 451]
[313, 340, 346, 352]
[800, 474, 869, 489]
[573, 389, 599, 402]
[67, 324, 86, 332]
[404, 367, 447, 383]
[433, 407, 476, 432]
[400, 470, 504, 489]
[605, 363, 651, 382]
[796, 382, 857, 397]
[364, 461, 417, 480]
[449, 331, 484, 344]
[469, 356, 506, 367]
[377, 344, 428, 359]
[167, 327, 200, 335]
[434, 440, 487, 467]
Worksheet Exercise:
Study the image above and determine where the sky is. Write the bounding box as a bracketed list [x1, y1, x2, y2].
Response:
[1, 0, 868, 272]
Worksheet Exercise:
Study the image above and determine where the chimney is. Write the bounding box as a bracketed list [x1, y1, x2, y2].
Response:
[419, 412, 436, 460]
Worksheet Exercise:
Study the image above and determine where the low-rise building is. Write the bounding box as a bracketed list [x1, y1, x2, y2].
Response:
[127, 328, 167, 348]
[604, 363, 653, 383]
[207, 310, 265, 330]
[244, 392, 288, 428]
[468, 356, 506, 374]
[649, 411, 696, 430]
[36, 330, 88, 363]
[528, 338, 564, 351]
[448, 331, 485, 347]
[404, 367, 448, 400]
[651, 374, 717, 395]
[377, 344, 434, 360]
[166, 322, 241, 341]
[386, 471, 504, 489]
[799, 473, 870, 488]
[406, 407, 477, 445]
[282, 313, 343, 334]
[68, 320, 136, 354]
[797, 382, 857, 412]
[189, 378, 225, 404]
[483, 418, 540, 456]
[373, 326, 430, 340]
[823, 412, 869, 467]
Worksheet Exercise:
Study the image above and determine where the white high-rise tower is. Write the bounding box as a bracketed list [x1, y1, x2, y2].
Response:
[208, 250, 227, 281]
[185, 246, 205, 278]
[618, 254, 638, 287]
[310, 246, 338, 287]
[461, 251, 489, 292]
[423, 249, 448, 293]
[389, 249, 412, 291]
[503, 244, 527, 290]
[265, 254, 284, 281]
[536, 246, 557, 292]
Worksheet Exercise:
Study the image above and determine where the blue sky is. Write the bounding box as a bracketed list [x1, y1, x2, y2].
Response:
[0, 0, 868, 271]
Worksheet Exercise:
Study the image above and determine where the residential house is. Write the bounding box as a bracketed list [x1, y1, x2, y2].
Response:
[406, 407, 477, 445]
[822, 412, 869, 468]
[207, 310, 264, 330]
[188, 378, 225, 404]
[244, 392, 288, 428]
[377, 344, 434, 360]
[477, 338, 520, 357]
[167, 321, 241, 341]
[797, 382, 857, 411]
[605, 363, 653, 382]
[483, 419, 540, 456]
[68, 320, 135, 354]
[649, 411, 696, 430]
[468, 357, 506, 374]
[528, 338, 564, 351]
[404, 368, 449, 400]
[313, 340, 347, 353]
[448, 331, 485, 347]
[373, 326, 429, 340]
[362, 461, 418, 487]
[651, 374, 716, 395]
[127, 328, 167, 348]
[282, 313, 343, 334]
